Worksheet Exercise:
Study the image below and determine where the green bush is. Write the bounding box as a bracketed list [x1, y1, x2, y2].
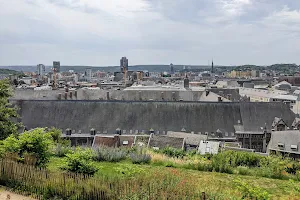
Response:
[54, 143, 73, 157]
[161, 147, 186, 158]
[0, 135, 20, 155]
[61, 148, 98, 175]
[0, 128, 54, 167]
[236, 166, 251, 175]
[211, 153, 233, 174]
[18, 128, 54, 167]
[130, 153, 151, 164]
[234, 179, 271, 200]
[215, 151, 261, 168]
[93, 146, 127, 162]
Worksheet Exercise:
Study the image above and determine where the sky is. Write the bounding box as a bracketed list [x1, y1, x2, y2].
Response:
[0, 0, 300, 66]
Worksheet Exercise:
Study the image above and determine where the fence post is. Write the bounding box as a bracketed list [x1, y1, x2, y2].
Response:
[63, 173, 66, 199]
[201, 192, 206, 200]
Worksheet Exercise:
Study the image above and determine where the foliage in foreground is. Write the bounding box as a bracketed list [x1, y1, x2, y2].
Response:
[0, 159, 210, 200]
[130, 152, 151, 164]
[0, 79, 19, 140]
[61, 148, 98, 175]
[0, 128, 54, 167]
[93, 146, 127, 162]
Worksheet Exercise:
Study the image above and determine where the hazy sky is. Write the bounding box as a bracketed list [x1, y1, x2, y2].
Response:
[0, 0, 300, 66]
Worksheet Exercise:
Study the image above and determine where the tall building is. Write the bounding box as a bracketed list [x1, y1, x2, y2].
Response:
[53, 61, 60, 73]
[211, 60, 214, 74]
[85, 68, 92, 82]
[37, 64, 45, 78]
[120, 57, 128, 73]
[170, 63, 174, 74]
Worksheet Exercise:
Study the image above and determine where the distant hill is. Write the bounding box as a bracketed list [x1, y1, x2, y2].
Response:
[2, 63, 298, 73]
[0, 68, 22, 75]
[0, 65, 214, 73]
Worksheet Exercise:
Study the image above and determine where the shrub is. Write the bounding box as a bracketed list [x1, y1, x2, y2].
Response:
[0, 135, 20, 155]
[236, 166, 251, 175]
[211, 153, 233, 173]
[130, 153, 151, 164]
[0, 128, 54, 167]
[234, 179, 271, 200]
[61, 148, 98, 175]
[54, 143, 73, 157]
[161, 147, 186, 158]
[18, 128, 54, 167]
[93, 147, 127, 162]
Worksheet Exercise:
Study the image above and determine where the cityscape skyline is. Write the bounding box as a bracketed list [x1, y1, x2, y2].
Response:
[0, 0, 300, 66]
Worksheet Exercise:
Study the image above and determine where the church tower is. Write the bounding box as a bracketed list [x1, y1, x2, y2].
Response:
[211, 59, 214, 74]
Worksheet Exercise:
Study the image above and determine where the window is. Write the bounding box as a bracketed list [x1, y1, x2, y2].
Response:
[291, 145, 298, 151]
[278, 143, 285, 149]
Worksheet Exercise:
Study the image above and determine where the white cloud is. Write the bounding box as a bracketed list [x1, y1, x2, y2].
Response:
[0, 0, 300, 65]
[219, 0, 252, 16]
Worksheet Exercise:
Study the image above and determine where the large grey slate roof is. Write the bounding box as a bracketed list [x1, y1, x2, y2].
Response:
[12, 100, 295, 134]
[239, 103, 295, 132]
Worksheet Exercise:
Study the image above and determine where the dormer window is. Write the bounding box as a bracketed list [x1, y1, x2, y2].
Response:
[291, 145, 298, 151]
[278, 143, 285, 149]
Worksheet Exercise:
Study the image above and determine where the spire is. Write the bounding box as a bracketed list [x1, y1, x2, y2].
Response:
[211, 59, 214, 74]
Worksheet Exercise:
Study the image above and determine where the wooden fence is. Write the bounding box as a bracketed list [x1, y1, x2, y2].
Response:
[0, 159, 209, 200]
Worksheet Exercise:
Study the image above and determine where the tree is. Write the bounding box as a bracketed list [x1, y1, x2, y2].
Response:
[0, 128, 54, 167]
[0, 79, 19, 139]
[18, 128, 54, 167]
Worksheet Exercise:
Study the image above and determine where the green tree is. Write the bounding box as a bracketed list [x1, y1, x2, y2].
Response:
[18, 128, 54, 167]
[0, 128, 54, 167]
[0, 79, 19, 139]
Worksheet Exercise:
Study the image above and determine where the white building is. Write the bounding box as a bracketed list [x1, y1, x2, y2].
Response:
[239, 88, 288, 102]
[198, 140, 220, 155]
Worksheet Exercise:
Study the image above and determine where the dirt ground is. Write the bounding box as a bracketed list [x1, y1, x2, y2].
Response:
[0, 190, 36, 200]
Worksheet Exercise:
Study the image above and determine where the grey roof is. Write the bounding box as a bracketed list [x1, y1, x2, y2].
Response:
[61, 133, 94, 138]
[166, 131, 207, 146]
[292, 118, 300, 127]
[148, 135, 184, 149]
[199, 92, 231, 102]
[268, 130, 300, 154]
[239, 102, 295, 132]
[13, 100, 295, 134]
[271, 117, 287, 127]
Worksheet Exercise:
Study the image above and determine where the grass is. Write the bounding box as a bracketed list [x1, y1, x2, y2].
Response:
[47, 156, 300, 199]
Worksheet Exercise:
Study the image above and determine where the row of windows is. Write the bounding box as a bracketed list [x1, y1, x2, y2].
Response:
[238, 134, 264, 138]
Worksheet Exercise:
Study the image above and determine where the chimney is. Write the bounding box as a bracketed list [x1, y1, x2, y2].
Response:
[65, 128, 71, 136]
[64, 92, 68, 100]
[69, 91, 73, 99]
[90, 128, 96, 135]
[218, 97, 222, 102]
[106, 91, 110, 100]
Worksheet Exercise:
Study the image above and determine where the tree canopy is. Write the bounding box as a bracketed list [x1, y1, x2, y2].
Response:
[0, 79, 19, 139]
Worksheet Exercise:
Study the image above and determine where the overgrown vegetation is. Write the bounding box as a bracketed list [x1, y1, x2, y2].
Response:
[0, 128, 54, 167]
[93, 146, 127, 162]
[61, 148, 98, 175]
[0, 79, 19, 140]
